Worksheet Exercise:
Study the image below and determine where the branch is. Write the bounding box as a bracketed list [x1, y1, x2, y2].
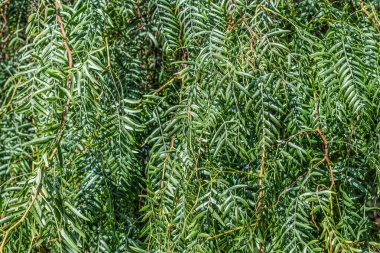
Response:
[0, 188, 39, 252]
[257, 146, 265, 210]
[358, 0, 380, 34]
[0, 3, 74, 249]
[262, 90, 336, 209]
[160, 135, 175, 190]
[258, 135, 266, 253]
[277, 129, 318, 145]
[311, 202, 319, 230]
[49, 1, 73, 160]
[264, 169, 309, 209]
[347, 113, 358, 157]
[0, 0, 9, 8]
[153, 74, 181, 95]
[206, 222, 257, 241]
[242, 16, 257, 71]
[313, 90, 335, 189]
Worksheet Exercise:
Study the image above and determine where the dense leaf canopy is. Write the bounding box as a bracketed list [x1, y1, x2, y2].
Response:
[1, 0, 380, 252]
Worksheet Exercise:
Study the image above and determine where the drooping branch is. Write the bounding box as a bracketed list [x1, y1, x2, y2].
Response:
[313, 90, 335, 189]
[0, 3, 74, 250]
[358, 0, 380, 34]
[49, 1, 73, 160]
[161, 135, 175, 190]
[0, 189, 39, 252]
[0, 0, 9, 8]
[153, 74, 182, 95]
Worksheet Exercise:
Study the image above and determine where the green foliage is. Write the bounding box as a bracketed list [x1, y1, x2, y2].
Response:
[1, 0, 380, 252]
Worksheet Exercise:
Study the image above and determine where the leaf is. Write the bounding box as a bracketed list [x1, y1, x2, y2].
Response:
[21, 136, 55, 146]
[64, 202, 89, 221]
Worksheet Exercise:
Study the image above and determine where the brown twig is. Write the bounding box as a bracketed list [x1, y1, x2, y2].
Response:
[0, 2, 8, 54]
[311, 202, 319, 230]
[258, 140, 266, 253]
[358, 0, 380, 34]
[347, 113, 358, 157]
[227, 16, 243, 32]
[1, 11, 6, 31]
[264, 169, 309, 209]
[205, 92, 337, 243]
[242, 16, 257, 71]
[1, 9, 6, 36]
[153, 74, 181, 96]
[205, 222, 257, 241]
[257, 146, 265, 210]
[261, 91, 336, 210]
[313, 91, 335, 189]
[0, 0, 9, 8]
[0, 189, 39, 252]
[160, 135, 175, 189]
[277, 129, 318, 145]
[133, 23, 145, 33]
[49, 1, 73, 160]
[242, 16, 256, 46]
[0, 4, 73, 250]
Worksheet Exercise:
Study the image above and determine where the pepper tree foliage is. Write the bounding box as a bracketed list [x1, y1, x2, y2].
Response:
[1, 0, 380, 252]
